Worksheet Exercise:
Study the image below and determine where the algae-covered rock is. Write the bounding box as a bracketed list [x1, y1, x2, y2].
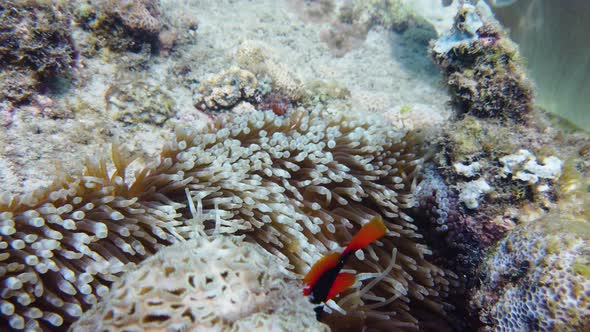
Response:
[0, 0, 77, 103]
[72, 0, 162, 53]
[0, 67, 39, 104]
[431, 2, 533, 122]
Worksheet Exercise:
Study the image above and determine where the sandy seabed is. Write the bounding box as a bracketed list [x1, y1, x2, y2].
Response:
[0, 0, 457, 195]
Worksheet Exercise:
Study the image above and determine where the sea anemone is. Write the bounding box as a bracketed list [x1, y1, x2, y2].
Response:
[0, 109, 451, 330]
[70, 235, 329, 332]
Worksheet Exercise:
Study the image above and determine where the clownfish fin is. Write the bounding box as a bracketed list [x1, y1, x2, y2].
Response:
[303, 252, 341, 295]
[342, 215, 387, 256]
[326, 272, 356, 301]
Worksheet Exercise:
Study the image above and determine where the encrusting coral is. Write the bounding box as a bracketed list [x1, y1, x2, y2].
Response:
[471, 155, 590, 332]
[70, 235, 329, 332]
[472, 212, 590, 331]
[0, 109, 452, 331]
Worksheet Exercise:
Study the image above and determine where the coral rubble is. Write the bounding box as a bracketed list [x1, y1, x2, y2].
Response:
[431, 2, 533, 122]
[0, 109, 453, 331]
[70, 236, 329, 332]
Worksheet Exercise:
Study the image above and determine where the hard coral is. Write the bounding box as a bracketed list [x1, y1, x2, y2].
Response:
[0, 0, 76, 103]
[464, 148, 590, 331]
[431, 3, 534, 122]
[256, 91, 294, 116]
[414, 166, 460, 233]
[0, 109, 451, 331]
[70, 236, 328, 332]
[473, 212, 590, 331]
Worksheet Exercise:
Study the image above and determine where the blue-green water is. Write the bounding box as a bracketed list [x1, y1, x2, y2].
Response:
[492, 0, 590, 130]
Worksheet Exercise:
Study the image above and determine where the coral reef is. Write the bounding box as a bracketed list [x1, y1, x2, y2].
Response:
[0, 0, 77, 103]
[307, 80, 351, 105]
[446, 124, 563, 215]
[410, 94, 585, 330]
[413, 114, 568, 274]
[192, 65, 299, 116]
[256, 91, 295, 116]
[105, 0, 161, 34]
[194, 67, 259, 112]
[70, 236, 328, 332]
[435, 111, 570, 219]
[431, 2, 534, 122]
[472, 208, 590, 332]
[72, 0, 162, 53]
[359, 0, 421, 32]
[0, 109, 452, 331]
[457, 177, 492, 210]
[235, 41, 305, 102]
[499, 149, 563, 184]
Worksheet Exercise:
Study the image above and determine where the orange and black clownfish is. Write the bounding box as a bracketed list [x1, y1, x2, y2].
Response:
[303, 215, 387, 318]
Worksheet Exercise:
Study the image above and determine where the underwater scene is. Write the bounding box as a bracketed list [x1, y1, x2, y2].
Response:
[0, 0, 588, 331]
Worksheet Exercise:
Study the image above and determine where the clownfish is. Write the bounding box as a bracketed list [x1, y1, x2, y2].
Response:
[303, 215, 387, 316]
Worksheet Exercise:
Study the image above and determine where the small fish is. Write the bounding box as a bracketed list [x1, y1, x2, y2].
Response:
[303, 215, 387, 316]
